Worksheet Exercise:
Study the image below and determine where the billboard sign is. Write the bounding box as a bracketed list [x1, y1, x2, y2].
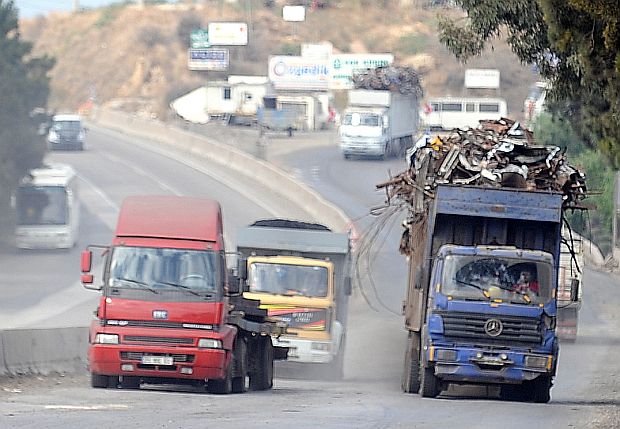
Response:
[188, 48, 229, 71]
[190, 29, 210, 49]
[268, 56, 330, 90]
[207, 22, 248, 46]
[464, 69, 501, 89]
[283, 5, 305, 22]
[329, 54, 394, 89]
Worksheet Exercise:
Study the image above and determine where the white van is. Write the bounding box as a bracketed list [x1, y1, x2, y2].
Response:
[47, 114, 86, 150]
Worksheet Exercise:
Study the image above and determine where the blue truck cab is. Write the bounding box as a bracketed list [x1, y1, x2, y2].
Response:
[401, 185, 578, 402]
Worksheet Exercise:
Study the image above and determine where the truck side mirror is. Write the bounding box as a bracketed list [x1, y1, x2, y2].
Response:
[81, 247, 103, 291]
[81, 250, 92, 273]
[228, 275, 241, 295]
[344, 276, 352, 296]
[570, 278, 580, 302]
[238, 258, 248, 280]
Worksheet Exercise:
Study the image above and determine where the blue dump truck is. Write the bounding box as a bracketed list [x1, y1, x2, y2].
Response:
[378, 118, 587, 402]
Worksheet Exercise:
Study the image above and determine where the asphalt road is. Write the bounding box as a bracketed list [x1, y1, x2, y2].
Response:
[0, 124, 618, 428]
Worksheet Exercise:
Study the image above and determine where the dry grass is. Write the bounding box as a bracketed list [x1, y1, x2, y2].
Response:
[19, 1, 538, 120]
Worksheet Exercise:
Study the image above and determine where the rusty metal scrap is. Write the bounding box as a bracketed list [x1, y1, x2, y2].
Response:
[377, 118, 588, 211]
[351, 65, 424, 98]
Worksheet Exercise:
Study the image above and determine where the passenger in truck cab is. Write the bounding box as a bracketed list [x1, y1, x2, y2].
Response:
[514, 269, 540, 294]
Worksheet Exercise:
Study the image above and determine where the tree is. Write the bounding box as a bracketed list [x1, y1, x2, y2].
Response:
[438, 0, 620, 166]
[0, 0, 55, 239]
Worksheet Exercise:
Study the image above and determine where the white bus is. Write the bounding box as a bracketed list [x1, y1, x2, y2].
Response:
[14, 163, 80, 249]
[421, 97, 508, 131]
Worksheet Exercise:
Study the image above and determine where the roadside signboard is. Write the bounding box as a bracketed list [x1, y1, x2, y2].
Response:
[190, 29, 210, 49]
[301, 42, 333, 60]
[268, 56, 330, 91]
[207, 22, 248, 46]
[188, 48, 229, 71]
[464, 69, 501, 89]
[329, 53, 393, 89]
[283, 5, 305, 22]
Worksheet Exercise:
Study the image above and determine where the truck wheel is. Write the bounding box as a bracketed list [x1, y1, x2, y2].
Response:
[249, 336, 273, 391]
[499, 384, 528, 401]
[207, 358, 233, 394]
[90, 372, 117, 388]
[419, 365, 441, 398]
[119, 376, 141, 389]
[325, 347, 345, 380]
[401, 332, 421, 393]
[232, 338, 248, 393]
[530, 375, 552, 403]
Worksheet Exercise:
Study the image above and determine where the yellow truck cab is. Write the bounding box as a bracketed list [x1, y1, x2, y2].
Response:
[237, 220, 352, 378]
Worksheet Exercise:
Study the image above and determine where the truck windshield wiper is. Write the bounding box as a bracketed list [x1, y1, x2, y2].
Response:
[454, 279, 491, 300]
[116, 277, 159, 294]
[155, 281, 214, 298]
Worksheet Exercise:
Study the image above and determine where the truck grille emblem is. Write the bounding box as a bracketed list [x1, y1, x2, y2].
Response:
[484, 318, 503, 337]
[153, 310, 168, 320]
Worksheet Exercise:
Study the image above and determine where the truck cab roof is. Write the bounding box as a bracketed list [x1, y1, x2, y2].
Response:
[115, 195, 223, 244]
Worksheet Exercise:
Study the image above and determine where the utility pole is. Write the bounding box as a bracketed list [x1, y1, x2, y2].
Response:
[613, 171, 620, 259]
[72, 0, 79, 13]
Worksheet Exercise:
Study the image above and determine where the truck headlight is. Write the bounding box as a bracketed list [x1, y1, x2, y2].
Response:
[94, 334, 119, 344]
[435, 349, 457, 362]
[198, 338, 222, 349]
[524, 354, 550, 369]
[48, 131, 59, 142]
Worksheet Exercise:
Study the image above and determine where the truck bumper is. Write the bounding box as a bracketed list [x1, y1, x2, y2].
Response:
[89, 344, 228, 381]
[428, 346, 555, 385]
[340, 139, 386, 156]
[15, 232, 73, 249]
[272, 336, 335, 364]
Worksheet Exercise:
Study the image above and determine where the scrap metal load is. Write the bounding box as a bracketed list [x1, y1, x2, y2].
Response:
[352, 65, 424, 98]
[377, 117, 588, 221]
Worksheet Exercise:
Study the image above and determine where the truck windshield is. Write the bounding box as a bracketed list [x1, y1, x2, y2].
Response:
[16, 186, 67, 225]
[53, 120, 81, 131]
[342, 113, 380, 127]
[441, 255, 553, 305]
[107, 246, 220, 295]
[249, 262, 328, 298]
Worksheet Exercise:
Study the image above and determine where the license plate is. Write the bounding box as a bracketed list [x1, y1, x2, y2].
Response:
[141, 355, 173, 365]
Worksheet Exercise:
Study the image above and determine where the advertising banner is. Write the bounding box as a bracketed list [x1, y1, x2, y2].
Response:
[188, 48, 229, 71]
[268, 56, 330, 91]
[207, 22, 248, 46]
[329, 53, 393, 89]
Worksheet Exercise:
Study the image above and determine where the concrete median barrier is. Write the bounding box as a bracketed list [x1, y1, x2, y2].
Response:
[0, 328, 88, 376]
[89, 107, 351, 233]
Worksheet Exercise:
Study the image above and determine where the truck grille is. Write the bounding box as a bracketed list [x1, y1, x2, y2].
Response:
[104, 320, 213, 330]
[120, 352, 195, 363]
[123, 335, 194, 346]
[437, 311, 542, 346]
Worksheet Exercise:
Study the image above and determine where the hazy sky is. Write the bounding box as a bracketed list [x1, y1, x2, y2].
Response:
[14, 1, 127, 19]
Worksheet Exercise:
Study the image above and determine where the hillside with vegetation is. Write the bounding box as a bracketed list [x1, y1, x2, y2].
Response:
[19, 1, 538, 120]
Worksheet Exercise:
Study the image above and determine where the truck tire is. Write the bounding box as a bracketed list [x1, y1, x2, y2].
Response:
[232, 338, 248, 393]
[249, 336, 273, 391]
[325, 346, 345, 380]
[119, 376, 141, 389]
[207, 357, 233, 394]
[420, 365, 441, 398]
[401, 332, 421, 393]
[499, 384, 528, 401]
[90, 373, 117, 388]
[530, 375, 552, 403]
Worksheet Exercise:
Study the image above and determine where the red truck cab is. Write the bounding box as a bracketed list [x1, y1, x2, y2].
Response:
[81, 195, 269, 393]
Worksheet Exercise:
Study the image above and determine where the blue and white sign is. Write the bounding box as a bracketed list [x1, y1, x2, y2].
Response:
[268, 56, 330, 90]
[330, 53, 394, 89]
[188, 48, 229, 71]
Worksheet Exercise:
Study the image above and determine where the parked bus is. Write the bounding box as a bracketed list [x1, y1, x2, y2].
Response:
[421, 97, 508, 131]
[14, 163, 80, 249]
